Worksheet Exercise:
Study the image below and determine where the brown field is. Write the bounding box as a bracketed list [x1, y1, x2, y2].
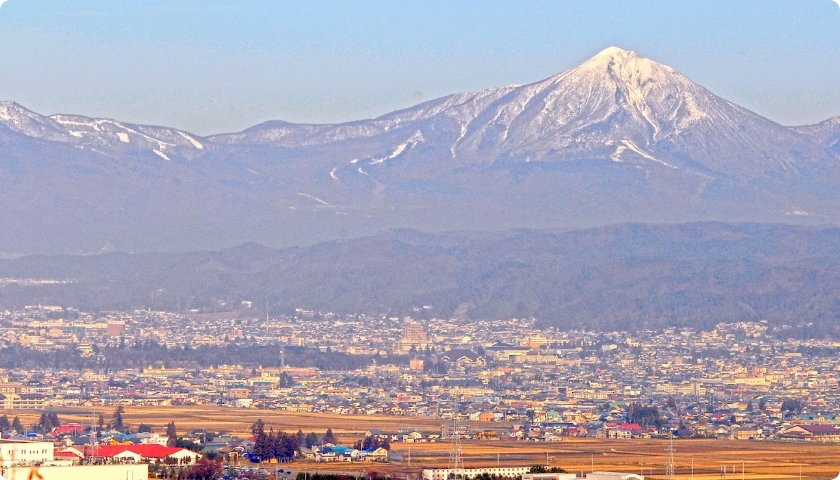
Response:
[3, 407, 840, 479]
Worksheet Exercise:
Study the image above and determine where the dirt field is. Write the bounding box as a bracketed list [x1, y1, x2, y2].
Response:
[4, 406, 840, 479]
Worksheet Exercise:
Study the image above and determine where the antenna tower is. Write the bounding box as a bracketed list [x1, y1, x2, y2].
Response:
[448, 417, 463, 477]
[666, 433, 676, 480]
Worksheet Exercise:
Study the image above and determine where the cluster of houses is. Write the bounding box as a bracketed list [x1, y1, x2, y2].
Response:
[495, 411, 840, 443]
[6, 305, 840, 450]
[300, 443, 390, 463]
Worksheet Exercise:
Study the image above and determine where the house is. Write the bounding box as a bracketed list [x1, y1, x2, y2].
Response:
[86, 444, 202, 464]
[299, 446, 316, 460]
[478, 412, 495, 422]
[52, 424, 85, 437]
[361, 446, 389, 462]
[440, 350, 487, 368]
[314, 446, 338, 462]
[315, 445, 359, 462]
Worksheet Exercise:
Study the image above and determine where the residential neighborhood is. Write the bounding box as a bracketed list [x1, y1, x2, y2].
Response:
[1, 305, 839, 448]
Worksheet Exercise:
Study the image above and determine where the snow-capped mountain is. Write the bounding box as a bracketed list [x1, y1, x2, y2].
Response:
[210, 47, 834, 180]
[0, 101, 74, 142]
[1, 47, 839, 254]
[0, 101, 206, 161]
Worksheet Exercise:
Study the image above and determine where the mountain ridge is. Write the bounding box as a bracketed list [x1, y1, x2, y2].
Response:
[2, 222, 840, 336]
[2, 47, 840, 254]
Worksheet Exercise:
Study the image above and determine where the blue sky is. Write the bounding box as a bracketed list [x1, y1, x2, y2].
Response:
[0, 0, 839, 135]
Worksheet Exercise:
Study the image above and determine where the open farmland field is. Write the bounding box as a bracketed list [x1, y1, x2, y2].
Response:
[4, 407, 840, 479]
[1, 406, 447, 438]
[395, 439, 840, 479]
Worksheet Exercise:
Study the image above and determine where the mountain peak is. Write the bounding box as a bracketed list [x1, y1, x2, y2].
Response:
[0, 101, 33, 118]
[593, 46, 638, 60]
[579, 46, 669, 75]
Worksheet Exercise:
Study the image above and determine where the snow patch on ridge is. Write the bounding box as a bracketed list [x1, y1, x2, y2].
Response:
[614, 140, 675, 168]
[178, 131, 204, 149]
[370, 131, 423, 165]
[297, 192, 330, 205]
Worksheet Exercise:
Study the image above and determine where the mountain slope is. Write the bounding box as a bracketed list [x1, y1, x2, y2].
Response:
[1, 47, 840, 254]
[2, 223, 840, 336]
[795, 116, 840, 156]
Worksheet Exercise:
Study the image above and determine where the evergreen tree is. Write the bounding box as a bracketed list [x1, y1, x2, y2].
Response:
[251, 419, 265, 436]
[0, 415, 10, 432]
[277, 431, 298, 458]
[112, 405, 125, 431]
[12, 416, 23, 433]
[38, 412, 49, 433]
[323, 427, 337, 444]
[251, 420, 270, 461]
[37, 412, 61, 432]
[166, 421, 178, 447]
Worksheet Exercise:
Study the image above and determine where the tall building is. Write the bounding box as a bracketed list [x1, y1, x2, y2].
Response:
[398, 321, 430, 353]
[106, 321, 126, 337]
[404, 321, 428, 343]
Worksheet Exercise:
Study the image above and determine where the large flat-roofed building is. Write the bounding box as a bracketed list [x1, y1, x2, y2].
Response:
[2, 463, 148, 480]
[423, 467, 531, 480]
[422, 470, 643, 480]
[0, 393, 47, 410]
[0, 439, 54, 467]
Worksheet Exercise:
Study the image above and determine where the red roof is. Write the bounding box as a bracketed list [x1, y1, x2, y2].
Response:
[86, 444, 186, 459]
[801, 424, 840, 435]
[53, 424, 85, 434]
[618, 423, 643, 431]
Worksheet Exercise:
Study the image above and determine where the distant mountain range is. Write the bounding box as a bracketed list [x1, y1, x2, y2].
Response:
[2, 222, 840, 336]
[2, 47, 840, 254]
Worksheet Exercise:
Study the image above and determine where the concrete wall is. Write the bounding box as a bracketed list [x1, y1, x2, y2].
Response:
[586, 473, 644, 480]
[2, 463, 148, 480]
[523, 474, 578, 480]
